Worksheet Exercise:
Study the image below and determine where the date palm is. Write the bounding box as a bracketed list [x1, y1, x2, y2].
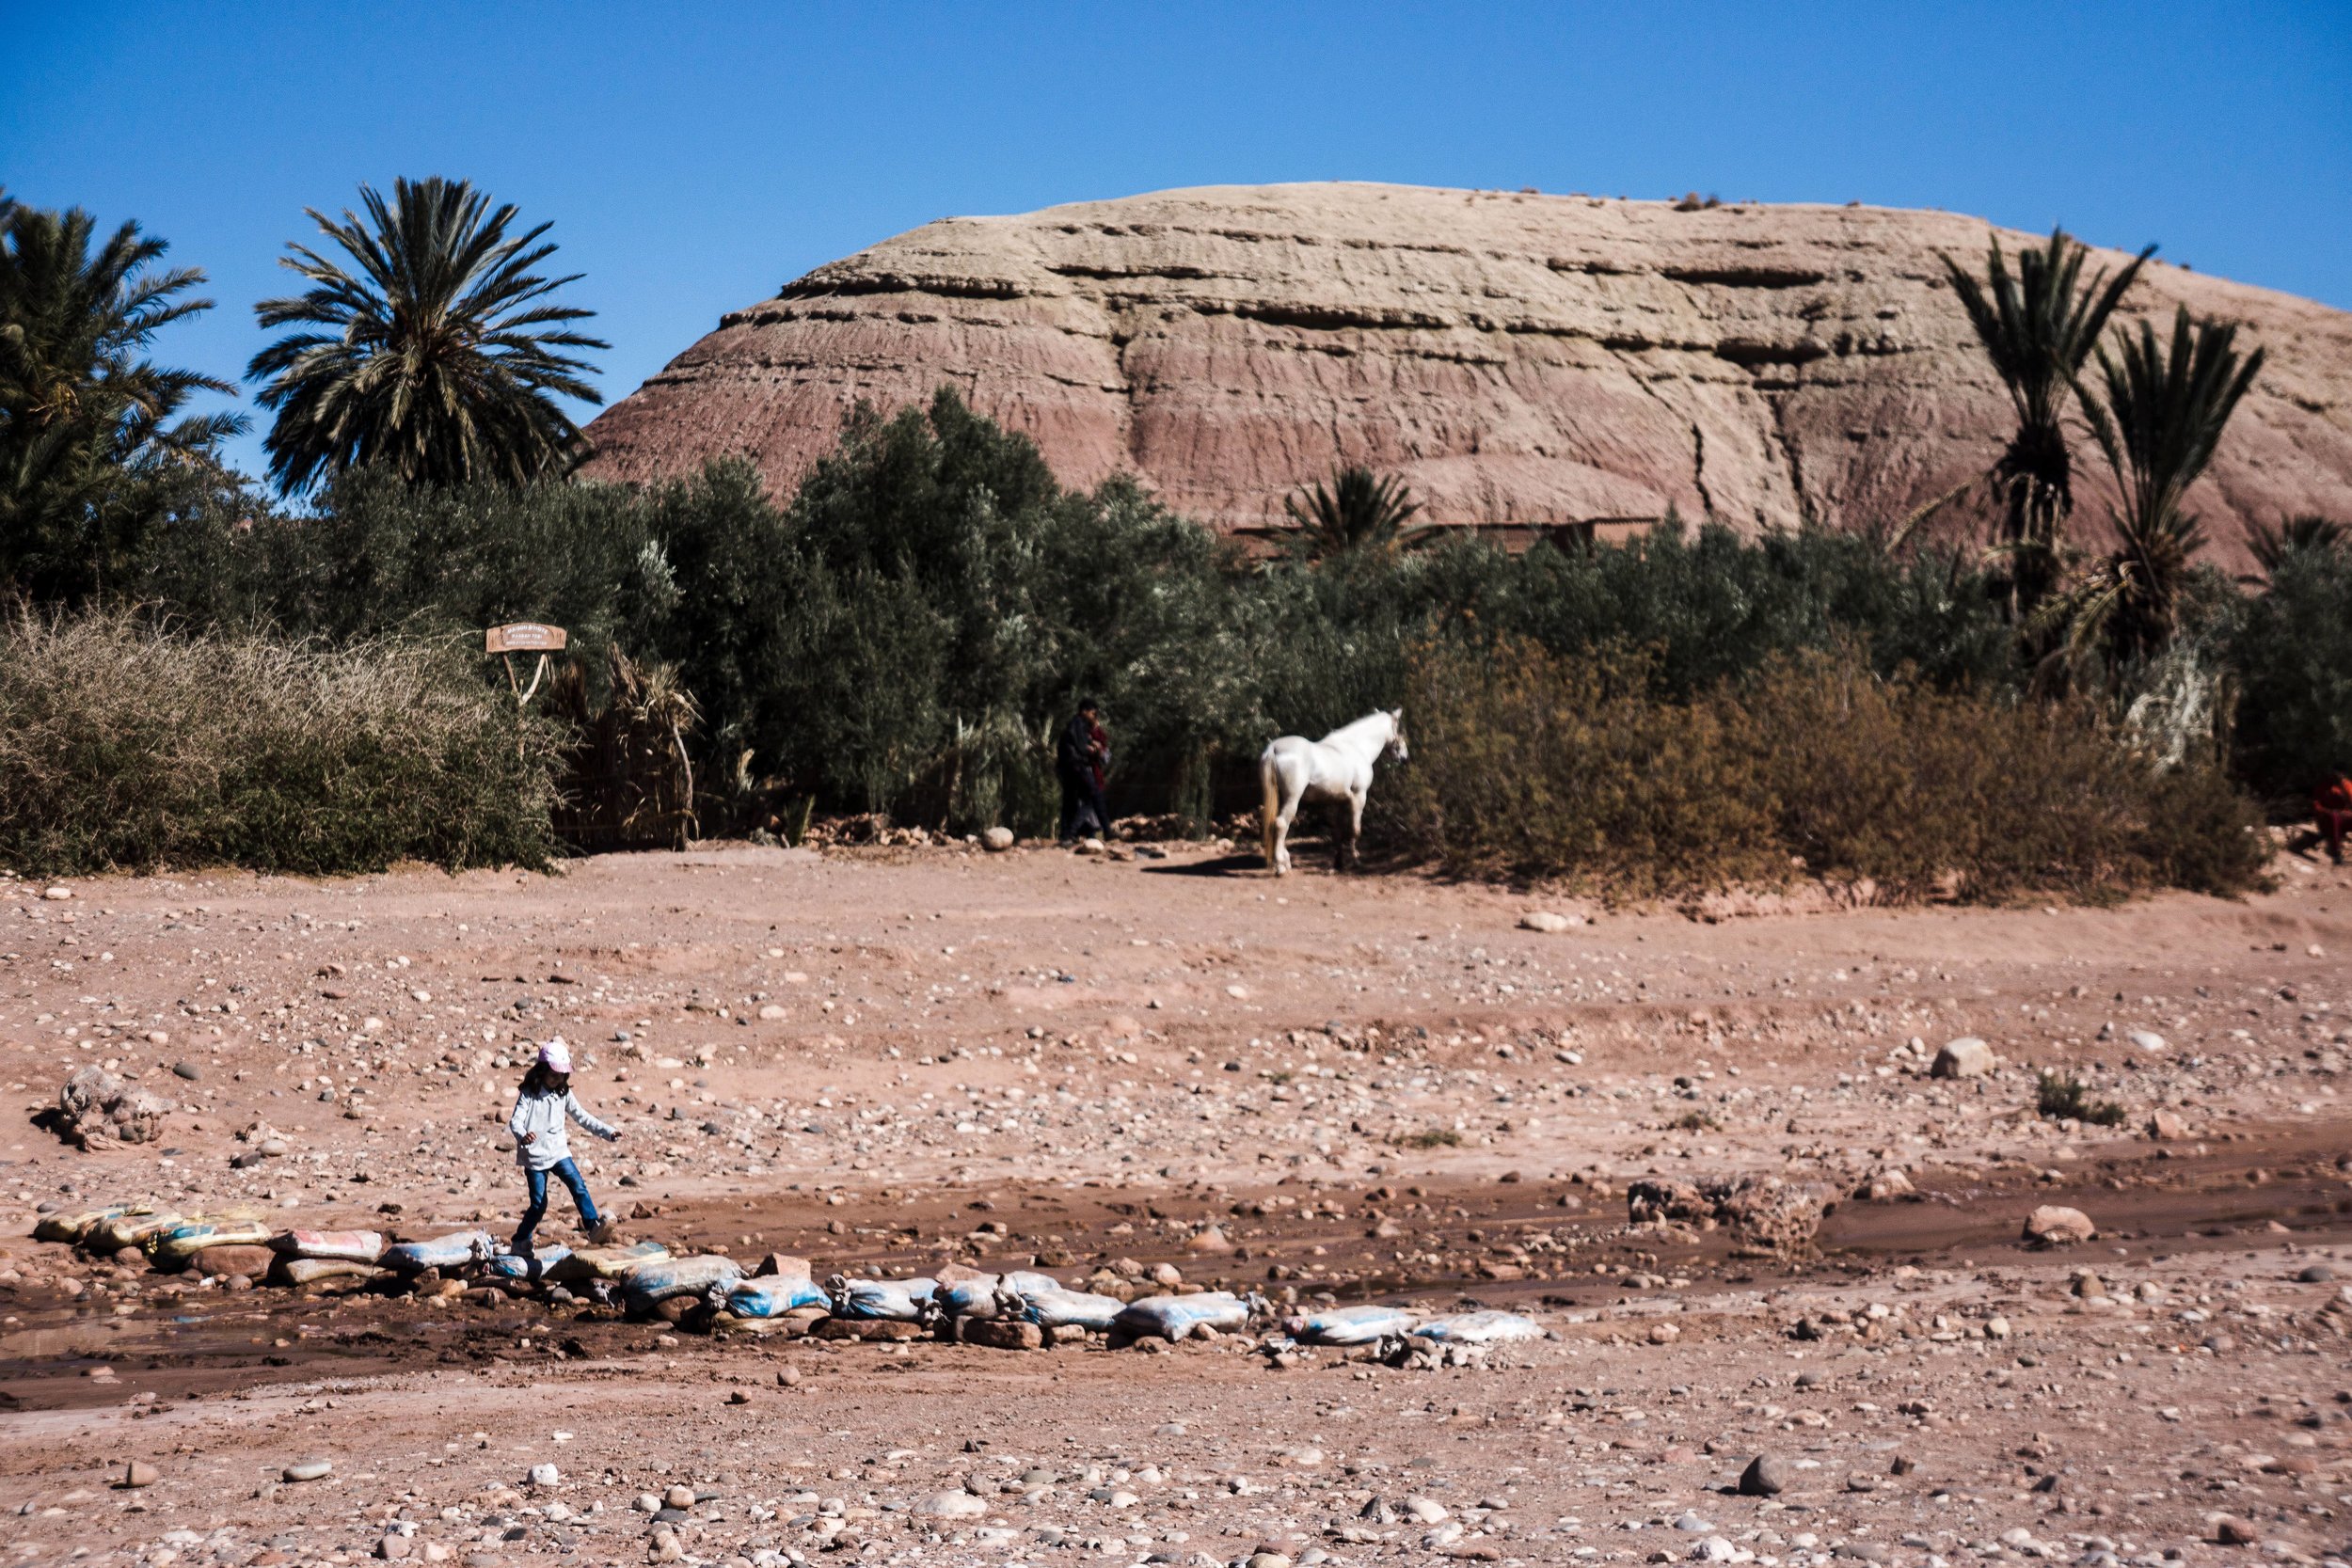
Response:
[248, 176, 606, 494]
[2040, 307, 2265, 672]
[1940, 228, 2152, 618]
[1281, 465, 1433, 562]
[0, 191, 245, 601]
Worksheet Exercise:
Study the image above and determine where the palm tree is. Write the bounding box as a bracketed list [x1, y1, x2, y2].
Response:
[247, 177, 607, 494]
[1280, 465, 1433, 561]
[1939, 228, 2152, 617]
[2040, 307, 2265, 672]
[0, 191, 246, 601]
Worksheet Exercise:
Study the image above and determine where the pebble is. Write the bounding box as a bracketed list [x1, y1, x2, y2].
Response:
[121, 1461, 159, 1488]
[1738, 1455, 1785, 1497]
[1673, 1511, 1711, 1532]
[1518, 911, 1576, 933]
[661, 1484, 695, 1511]
[2214, 1516, 2260, 1545]
[981, 827, 1015, 852]
[171, 1062, 200, 1082]
[1401, 1497, 1447, 1524]
[2127, 1029, 2168, 1053]
[525, 1464, 559, 1487]
[282, 1459, 332, 1482]
[2296, 1263, 2335, 1283]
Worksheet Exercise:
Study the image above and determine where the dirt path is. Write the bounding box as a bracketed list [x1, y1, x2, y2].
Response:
[4, 842, 2349, 1567]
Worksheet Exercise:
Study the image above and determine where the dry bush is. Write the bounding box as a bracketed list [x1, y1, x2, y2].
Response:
[1376, 638, 2265, 903]
[0, 609, 562, 876]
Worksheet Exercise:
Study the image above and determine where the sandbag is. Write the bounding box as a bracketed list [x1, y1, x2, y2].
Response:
[273, 1229, 385, 1263]
[1288, 1304, 1419, 1345]
[275, 1257, 384, 1287]
[1113, 1291, 1250, 1340]
[620, 1254, 742, 1313]
[546, 1240, 668, 1283]
[723, 1275, 829, 1319]
[1013, 1286, 1125, 1331]
[934, 1273, 1004, 1319]
[147, 1216, 275, 1269]
[34, 1205, 139, 1244]
[827, 1275, 935, 1322]
[485, 1244, 572, 1279]
[381, 1230, 497, 1273]
[87, 1211, 183, 1254]
[1412, 1310, 1543, 1343]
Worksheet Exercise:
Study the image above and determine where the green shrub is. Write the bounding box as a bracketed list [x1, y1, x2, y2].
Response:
[2230, 543, 2352, 806]
[2036, 1069, 2126, 1126]
[1375, 637, 2265, 903]
[0, 609, 561, 875]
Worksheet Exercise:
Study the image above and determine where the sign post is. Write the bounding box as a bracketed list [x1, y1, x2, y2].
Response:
[485, 623, 568, 704]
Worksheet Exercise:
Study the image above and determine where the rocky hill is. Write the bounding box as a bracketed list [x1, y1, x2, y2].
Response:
[582, 182, 2352, 563]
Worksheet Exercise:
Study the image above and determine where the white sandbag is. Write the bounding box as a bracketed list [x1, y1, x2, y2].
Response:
[1113, 1291, 1250, 1340]
[723, 1275, 829, 1318]
[1412, 1309, 1544, 1343]
[620, 1254, 742, 1311]
[545, 1239, 668, 1283]
[1288, 1304, 1419, 1344]
[485, 1244, 571, 1279]
[276, 1257, 384, 1287]
[1013, 1286, 1126, 1331]
[828, 1274, 936, 1321]
[381, 1230, 497, 1273]
[934, 1273, 1001, 1318]
[272, 1229, 387, 1263]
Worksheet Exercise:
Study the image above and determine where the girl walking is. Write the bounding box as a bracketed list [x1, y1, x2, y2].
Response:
[507, 1038, 622, 1259]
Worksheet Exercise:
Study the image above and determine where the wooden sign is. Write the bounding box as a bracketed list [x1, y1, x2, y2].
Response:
[486, 623, 567, 655]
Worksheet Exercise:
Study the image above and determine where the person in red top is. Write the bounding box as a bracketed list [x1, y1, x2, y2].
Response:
[2315, 776, 2352, 863]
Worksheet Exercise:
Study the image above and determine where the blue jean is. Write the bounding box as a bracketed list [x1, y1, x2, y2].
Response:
[514, 1158, 599, 1254]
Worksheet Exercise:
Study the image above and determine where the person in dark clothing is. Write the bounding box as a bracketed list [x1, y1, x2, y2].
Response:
[1057, 699, 1110, 842]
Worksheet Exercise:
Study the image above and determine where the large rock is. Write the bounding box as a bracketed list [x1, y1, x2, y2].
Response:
[1931, 1037, 1996, 1079]
[2023, 1205, 2097, 1246]
[584, 182, 2352, 566]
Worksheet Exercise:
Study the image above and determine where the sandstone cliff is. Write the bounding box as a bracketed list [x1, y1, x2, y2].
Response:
[582, 182, 2352, 564]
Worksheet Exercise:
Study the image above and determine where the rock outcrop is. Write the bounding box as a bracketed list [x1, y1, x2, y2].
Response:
[582, 182, 2352, 563]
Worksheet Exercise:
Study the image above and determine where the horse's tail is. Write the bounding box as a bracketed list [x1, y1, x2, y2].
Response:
[1258, 747, 1281, 870]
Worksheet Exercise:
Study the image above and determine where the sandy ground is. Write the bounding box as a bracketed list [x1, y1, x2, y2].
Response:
[3, 835, 2350, 1568]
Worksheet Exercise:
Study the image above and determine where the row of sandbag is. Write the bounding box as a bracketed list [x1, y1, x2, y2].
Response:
[32, 1207, 1543, 1346]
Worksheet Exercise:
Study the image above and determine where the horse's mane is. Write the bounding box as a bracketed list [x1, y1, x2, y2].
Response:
[1318, 710, 1394, 747]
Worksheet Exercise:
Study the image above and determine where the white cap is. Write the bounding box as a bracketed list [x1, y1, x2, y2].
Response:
[538, 1038, 573, 1075]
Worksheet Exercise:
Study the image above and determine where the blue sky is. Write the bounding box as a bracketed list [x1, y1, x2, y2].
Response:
[8, 2, 2348, 486]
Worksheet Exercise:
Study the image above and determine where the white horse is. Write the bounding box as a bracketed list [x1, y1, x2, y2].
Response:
[1259, 709, 1407, 876]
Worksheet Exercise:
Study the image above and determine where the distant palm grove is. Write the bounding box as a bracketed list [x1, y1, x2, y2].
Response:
[0, 179, 2345, 894]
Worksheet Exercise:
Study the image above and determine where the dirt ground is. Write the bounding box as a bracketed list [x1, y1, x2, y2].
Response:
[4, 834, 2350, 1568]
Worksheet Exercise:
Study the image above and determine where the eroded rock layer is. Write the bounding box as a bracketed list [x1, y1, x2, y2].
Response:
[583, 182, 2352, 561]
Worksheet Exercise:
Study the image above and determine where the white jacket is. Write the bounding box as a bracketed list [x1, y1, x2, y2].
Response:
[507, 1086, 618, 1171]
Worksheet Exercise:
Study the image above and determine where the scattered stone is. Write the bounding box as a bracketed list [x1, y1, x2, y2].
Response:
[282, 1459, 332, 1482]
[526, 1464, 559, 1487]
[2023, 1205, 2096, 1246]
[1185, 1226, 1234, 1255]
[120, 1461, 159, 1489]
[2297, 1263, 2336, 1283]
[2214, 1515, 2260, 1545]
[918, 1490, 988, 1519]
[982, 827, 1015, 852]
[2146, 1109, 2190, 1140]
[2127, 1029, 2169, 1053]
[1518, 911, 1577, 933]
[56, 1065, 175, 1148]
[1930, 1037, 1995, 1078]
[662, 1485, 695, 1511]
[1738, 1455, 1785, 1497]
[171, 1061, 201, 1082]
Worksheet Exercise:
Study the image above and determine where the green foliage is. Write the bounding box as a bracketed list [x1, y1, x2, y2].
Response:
[248, 176, 606, 494]
[1375, 637, 2265, 903]
[2229, 541, 2352, 803]
[2051, 307, 2266, 673]
[2036, 1069, 2126, 1126]
[0, 193, 247, 604]
[1938, 229, 2152, 615]
[1279, 466, 1432, 560]
[0, 609, 560, 876]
